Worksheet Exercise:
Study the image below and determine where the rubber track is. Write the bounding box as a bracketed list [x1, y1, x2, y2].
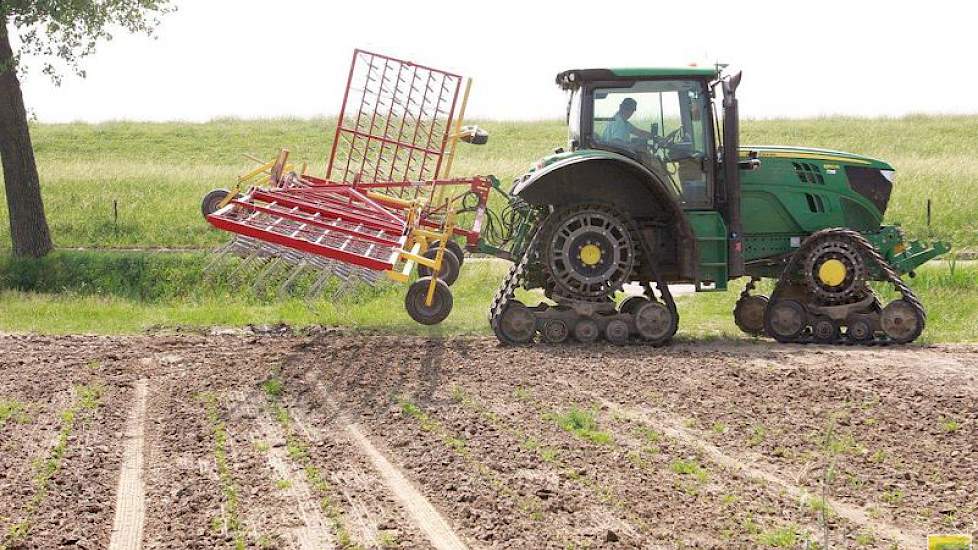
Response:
[488, 208, 678, 346]
[766, 228, 925, 345]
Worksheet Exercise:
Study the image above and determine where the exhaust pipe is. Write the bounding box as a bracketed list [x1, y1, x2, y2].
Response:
[722, 71, 746, 278]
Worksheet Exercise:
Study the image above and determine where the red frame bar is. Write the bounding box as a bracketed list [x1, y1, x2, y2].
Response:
[207, 214, 396, 271]
[251, 189, 405, 234]
[226, 199, 403, 248]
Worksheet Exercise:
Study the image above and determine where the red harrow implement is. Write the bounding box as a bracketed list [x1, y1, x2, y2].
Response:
[202, 49, 493, 323]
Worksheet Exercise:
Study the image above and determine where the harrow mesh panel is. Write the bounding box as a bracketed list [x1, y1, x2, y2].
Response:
[326, 49, 462, 197]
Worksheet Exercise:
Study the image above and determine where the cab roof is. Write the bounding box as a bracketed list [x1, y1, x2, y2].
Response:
[556, 67, 720, 89]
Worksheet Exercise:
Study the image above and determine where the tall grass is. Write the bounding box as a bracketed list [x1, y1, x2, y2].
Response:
[0, 116, 974, 249]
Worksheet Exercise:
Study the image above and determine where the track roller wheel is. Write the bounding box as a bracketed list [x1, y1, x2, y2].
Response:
[542, 319, 570, 344]
[634, 301, 676, 345]
[618, 295, 647, 314]
[881, 299, 924, 344]
[573, 319, 600, 344]
[764, 300, 807, 343]
[734, 295, 769, 337]
[604, 319, 629, 345]
[417, 247, 460, 286]
[812, 316, 840, 344]
[405, 277, 453, 325]
[429, 240, 465, 268]
[845, 316, 873, 343]
[493, 301, 536, 345]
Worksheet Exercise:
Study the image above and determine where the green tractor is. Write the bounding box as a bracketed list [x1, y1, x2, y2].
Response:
[486, 66, 950, 345]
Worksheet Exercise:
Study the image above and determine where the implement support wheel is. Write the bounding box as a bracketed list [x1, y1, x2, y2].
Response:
[202, 188, 232, 218]
[430, 240, 465, 268]
[405, 277, 453, 325]
[417, 247, 460, 286]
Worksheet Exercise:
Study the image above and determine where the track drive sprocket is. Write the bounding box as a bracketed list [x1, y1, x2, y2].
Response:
[801, 235, 868, 304]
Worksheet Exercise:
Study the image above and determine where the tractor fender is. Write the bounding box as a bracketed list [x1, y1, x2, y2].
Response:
[512, 152, 697, 279]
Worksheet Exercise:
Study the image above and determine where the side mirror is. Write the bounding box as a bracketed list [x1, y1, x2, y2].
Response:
[737, 149, 760, 170]
[458, 125, 489, 145]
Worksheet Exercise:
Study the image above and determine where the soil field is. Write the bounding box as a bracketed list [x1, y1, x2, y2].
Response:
[1, 331, 976, 549]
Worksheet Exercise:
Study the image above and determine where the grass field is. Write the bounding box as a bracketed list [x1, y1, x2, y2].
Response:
[0, 116, 975, 250]
[0, 116, 975, 340]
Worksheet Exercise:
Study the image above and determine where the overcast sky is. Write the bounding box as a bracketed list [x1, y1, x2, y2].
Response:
[15, 0, 978, 122]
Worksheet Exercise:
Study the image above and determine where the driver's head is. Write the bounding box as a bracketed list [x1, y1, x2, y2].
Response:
[619, 97, 637, 120]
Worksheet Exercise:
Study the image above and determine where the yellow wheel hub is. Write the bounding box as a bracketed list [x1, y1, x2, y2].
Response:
[579, 243, 602, 266]
[818, 259, 847, 287]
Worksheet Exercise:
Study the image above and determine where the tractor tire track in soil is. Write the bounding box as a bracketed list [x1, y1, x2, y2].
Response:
[108, 379, 149, 550]
[254, 411, 335, 550]
[282, 369, 458, 549]
[598, 398, 918, 547]
[0, 333, 975, 548]
[291, 378, 469, 550]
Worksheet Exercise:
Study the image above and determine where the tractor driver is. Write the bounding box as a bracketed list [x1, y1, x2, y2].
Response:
[601, 97, 653, 148]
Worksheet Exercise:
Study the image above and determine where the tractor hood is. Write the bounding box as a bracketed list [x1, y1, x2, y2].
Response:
[739, 145, 897, 221]
[740, 145, 892, 170]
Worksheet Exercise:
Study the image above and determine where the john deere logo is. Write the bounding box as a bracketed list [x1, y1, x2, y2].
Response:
[929, 534, 973, 550]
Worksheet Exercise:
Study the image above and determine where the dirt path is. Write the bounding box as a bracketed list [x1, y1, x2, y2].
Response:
[0, 333, 974, 549]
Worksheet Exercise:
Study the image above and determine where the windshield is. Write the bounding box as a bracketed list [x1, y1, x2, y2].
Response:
[590, 79, 711, 206]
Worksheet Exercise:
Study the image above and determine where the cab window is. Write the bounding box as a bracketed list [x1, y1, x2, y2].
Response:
[591, 79, 711, 207]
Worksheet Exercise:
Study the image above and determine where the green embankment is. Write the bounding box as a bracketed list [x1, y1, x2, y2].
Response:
[0, 116, 975, 339]
[0, 116, 974, 250]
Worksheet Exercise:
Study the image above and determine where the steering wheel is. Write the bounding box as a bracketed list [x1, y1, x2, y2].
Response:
[651, 127, 684, 160]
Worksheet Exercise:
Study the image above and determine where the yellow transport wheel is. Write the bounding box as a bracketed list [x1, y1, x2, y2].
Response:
[405, 277, 453, 325]
[429, 239, 466, 268]
[417, 246, 461, 286]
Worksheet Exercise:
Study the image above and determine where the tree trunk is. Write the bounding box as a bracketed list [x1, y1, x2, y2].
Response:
[0, 19, 53, 258]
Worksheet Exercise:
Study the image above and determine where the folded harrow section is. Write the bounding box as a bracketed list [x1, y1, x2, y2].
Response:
[202, 48, 495, 324]
[326, 49, 462, 197]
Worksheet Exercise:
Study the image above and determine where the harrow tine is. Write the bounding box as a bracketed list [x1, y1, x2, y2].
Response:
[306, 264, 337, 300]
[203, 244, 235, 283]
[252, 257, 284, 296]
[277, 261, 309, 300]
[229, 249, 264, 284]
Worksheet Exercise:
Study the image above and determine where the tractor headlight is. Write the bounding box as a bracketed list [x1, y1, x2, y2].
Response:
[880, 169, 895, 183]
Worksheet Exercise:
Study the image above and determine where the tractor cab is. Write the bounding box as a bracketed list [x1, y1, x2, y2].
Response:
[559, 68, 722, 209]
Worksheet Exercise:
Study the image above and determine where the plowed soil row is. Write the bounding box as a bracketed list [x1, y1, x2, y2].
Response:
[1, 333, 975, 549]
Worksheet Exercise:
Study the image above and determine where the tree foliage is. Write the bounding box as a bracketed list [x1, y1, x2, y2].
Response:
[1, 0, 174, 84]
